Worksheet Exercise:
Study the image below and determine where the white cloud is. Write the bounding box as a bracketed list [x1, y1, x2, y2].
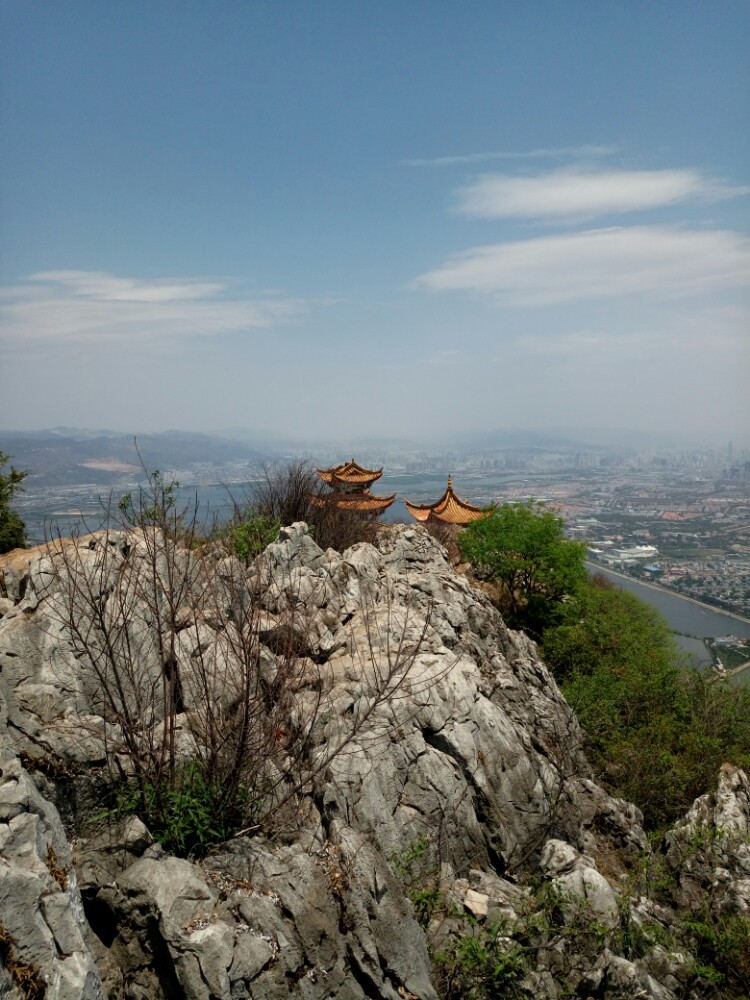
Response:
[416, 226, 750, 305]
[403, 145, 615, 168]
[28, 270, 226, 302]
[514, 330, 660, 360]
[0, 270, 305, 346]
[456, 168, 748, 220]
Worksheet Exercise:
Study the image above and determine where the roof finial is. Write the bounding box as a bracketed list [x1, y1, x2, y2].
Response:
[447, 474, 453, 489]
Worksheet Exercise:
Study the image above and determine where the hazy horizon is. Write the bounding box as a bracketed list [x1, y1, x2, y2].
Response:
[2, 423, 747, 456]
[1, 3, 748, 441]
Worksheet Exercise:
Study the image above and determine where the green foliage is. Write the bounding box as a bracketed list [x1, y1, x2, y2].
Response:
[100, 763, 247, 858]
[684, 911, 750, 998]
[391, 835, 442, 928]
[459, 504, 750, 832]
[459, 502, 586, 635]
[436, 920, 527, 1000]
[230, 514, 280, 564]
[0, 451, 28, 553]
[542, 579, 750, 830]
[391, 836, 528, 996]
[616, 907, 668, 961]
[434, 881, 614, 1000]
[118, 468, 179, 530]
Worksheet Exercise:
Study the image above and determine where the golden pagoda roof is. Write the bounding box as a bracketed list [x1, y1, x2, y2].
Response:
[317, 459, 383, 487]
[404, 476, 488, 526]
[310, 490, 396, 513]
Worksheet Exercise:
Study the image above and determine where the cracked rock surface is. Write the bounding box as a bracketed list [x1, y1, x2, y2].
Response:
[1, 524, 749, 999]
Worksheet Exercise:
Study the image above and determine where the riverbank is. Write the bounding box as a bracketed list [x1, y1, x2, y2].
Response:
[586, 562, 750, 628]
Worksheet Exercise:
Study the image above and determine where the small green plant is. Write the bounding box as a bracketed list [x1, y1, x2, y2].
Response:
[118, 468, 179, 529]
[97, 763, 249, 858]
[391, 834, 442, 928]
[391, 833, 434, 879]
[231, 514, 280, 564]
[435, 918, 527, 1000]
[683, 911, 750, 998]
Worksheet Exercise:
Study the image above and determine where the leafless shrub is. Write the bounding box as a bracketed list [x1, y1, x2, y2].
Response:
[42, 469, 433, 854]
[244, 459, 380, 552]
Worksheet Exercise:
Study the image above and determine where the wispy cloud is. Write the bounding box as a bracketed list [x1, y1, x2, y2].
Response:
[515, 330, 657, 359]
[403, 145, 614, 168]
[0, 270, 306, 346]
[416, 226, 750, 306]
[456, 168, 749, 221]
[422, 348, 464, 366]
[28, 270, 226, 302]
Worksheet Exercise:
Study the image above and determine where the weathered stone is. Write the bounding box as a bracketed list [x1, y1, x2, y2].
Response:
[0, 753, 105, 999]
[2, 522, 750, 999]
[463, 888, 489, 918]
[666, 764, 750, 914]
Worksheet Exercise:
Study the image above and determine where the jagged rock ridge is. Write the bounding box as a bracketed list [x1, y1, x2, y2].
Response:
[0, 524, 748, 999]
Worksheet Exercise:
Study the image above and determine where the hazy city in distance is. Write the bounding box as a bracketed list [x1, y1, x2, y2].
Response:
[6, 426, 750, 642]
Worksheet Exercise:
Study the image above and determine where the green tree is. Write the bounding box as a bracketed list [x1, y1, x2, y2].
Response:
[542, 577, 750, 829]
[0, 451, 28, 553]
[459, 501, 586, 635]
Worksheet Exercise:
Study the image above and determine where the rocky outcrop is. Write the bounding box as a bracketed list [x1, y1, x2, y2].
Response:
[0, 752, 104, 999]
[666, 763, 750, 916]
[1, 524, 749, 999]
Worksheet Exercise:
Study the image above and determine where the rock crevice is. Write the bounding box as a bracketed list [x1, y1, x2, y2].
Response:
[0, 523, 747, 999]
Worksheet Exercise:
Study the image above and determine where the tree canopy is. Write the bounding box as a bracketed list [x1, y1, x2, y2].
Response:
[458, 501, 587, 635]
[543, 576, 750, 829]
[0, 451, 28, 553]
[459, 505, 750, 832]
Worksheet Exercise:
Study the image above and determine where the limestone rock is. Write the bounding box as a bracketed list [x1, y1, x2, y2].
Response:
[0, 753, 105, 999]
[666, 764, 750, 914]
[4, 521, 746, 999]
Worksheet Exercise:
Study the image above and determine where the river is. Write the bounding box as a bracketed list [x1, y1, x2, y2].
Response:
[586, 562, 750, 675]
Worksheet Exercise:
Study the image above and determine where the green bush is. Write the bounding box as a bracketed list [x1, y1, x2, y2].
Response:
[459, 502, 586, 636]
[435, 922, 527, 1000]
[98, 762, 250, 858]
[542, 579, 750, 830]
[0, 451, 28, 553]
[230, 514, 280, 564]
[391, 835, 442, 928]
[684, 910, 750, 998]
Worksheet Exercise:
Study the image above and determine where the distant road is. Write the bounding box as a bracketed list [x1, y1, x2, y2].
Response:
[724, 660, 750, 679]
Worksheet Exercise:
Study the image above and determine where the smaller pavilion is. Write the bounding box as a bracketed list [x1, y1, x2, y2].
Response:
[404, 476, 488, 526]
[314, 459, 395, 514]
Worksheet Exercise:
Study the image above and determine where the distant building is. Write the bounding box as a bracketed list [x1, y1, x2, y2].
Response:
[597, 544, 659, 566]
[314, 459, 395, 514]
[567, 527, 589, 539]
[404, 476, 489, 526]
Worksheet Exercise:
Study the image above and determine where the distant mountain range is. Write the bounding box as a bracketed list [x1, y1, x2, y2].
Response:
[0, 430, 273, 487]
[1, 425, 736, 489]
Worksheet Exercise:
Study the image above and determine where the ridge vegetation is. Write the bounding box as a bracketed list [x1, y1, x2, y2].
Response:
[0, 450, 28, 554]
[459, 502, 750, 831]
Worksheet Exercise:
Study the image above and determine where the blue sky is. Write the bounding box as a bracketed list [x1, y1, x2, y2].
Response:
[1, 1, 748, 444]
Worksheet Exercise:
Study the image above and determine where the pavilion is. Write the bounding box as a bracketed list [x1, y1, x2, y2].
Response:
[313, 459, 395, 514]
[404, 476, 488, 526]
